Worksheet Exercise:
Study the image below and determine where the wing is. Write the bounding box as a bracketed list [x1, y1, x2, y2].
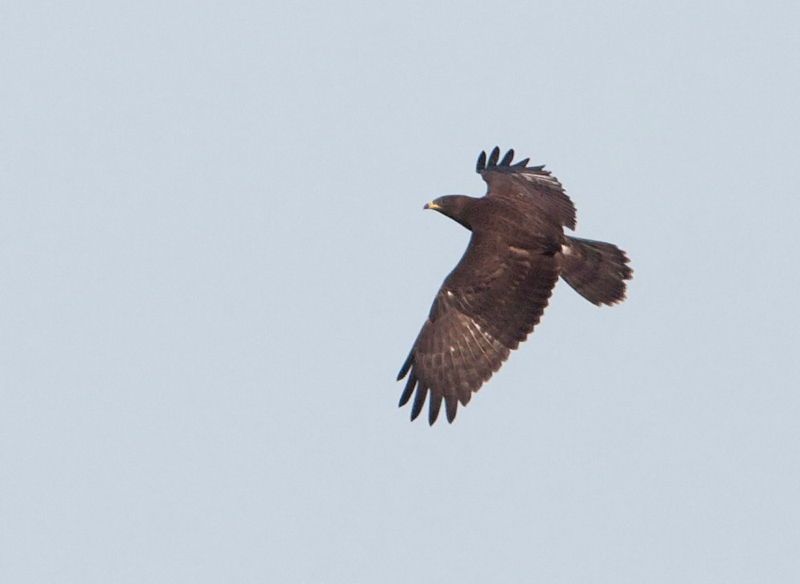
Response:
[397, 234, 559, 424]
[477, 147, 577, 231]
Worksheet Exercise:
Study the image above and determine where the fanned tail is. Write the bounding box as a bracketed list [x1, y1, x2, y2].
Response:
[558, 236, 632, 306]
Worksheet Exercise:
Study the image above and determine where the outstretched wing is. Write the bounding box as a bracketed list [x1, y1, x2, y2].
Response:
[477, 146, 577, 231]
[397, 234, 559, 424]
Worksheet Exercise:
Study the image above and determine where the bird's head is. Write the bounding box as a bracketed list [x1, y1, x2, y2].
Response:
[424, 195, 475, 230]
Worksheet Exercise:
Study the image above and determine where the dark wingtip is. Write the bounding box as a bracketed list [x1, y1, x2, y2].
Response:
[397, 353, 412, 381]
[445, 396, 458, 423]
[428, 393, 443, 426]
[398, 371, 417, 407]
[487, 146, 500, 167]
[410, 383, 427, 421]
[479, 147, 522, 171]
[476, 151, 487, 173]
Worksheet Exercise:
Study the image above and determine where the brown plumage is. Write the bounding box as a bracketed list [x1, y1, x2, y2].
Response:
[397, 147, 633, 425]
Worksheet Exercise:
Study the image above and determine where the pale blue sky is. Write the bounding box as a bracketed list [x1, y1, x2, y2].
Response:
[2, 1, 799, 582]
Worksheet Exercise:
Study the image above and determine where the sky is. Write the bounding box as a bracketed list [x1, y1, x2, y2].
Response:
[2, 1, 799, 582]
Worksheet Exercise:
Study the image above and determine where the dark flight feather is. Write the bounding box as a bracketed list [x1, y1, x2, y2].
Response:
[487, 146, 500, 167]
[397, 147, 633, 424]
[476, 151, 487, 172]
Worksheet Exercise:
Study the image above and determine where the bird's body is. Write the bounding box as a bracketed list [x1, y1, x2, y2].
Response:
[398, 148, 632, 424]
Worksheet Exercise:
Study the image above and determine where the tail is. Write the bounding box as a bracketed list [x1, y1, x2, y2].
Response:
[558, 236, 633, 306]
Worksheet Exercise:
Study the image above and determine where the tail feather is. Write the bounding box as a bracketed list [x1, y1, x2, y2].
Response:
[558, 236, 632, 306]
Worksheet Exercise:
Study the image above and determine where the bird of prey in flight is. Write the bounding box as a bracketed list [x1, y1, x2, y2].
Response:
[397, 147, 632, 424]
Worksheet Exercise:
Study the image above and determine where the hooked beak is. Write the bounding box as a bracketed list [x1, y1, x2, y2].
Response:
[424, 201, 442, 211]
